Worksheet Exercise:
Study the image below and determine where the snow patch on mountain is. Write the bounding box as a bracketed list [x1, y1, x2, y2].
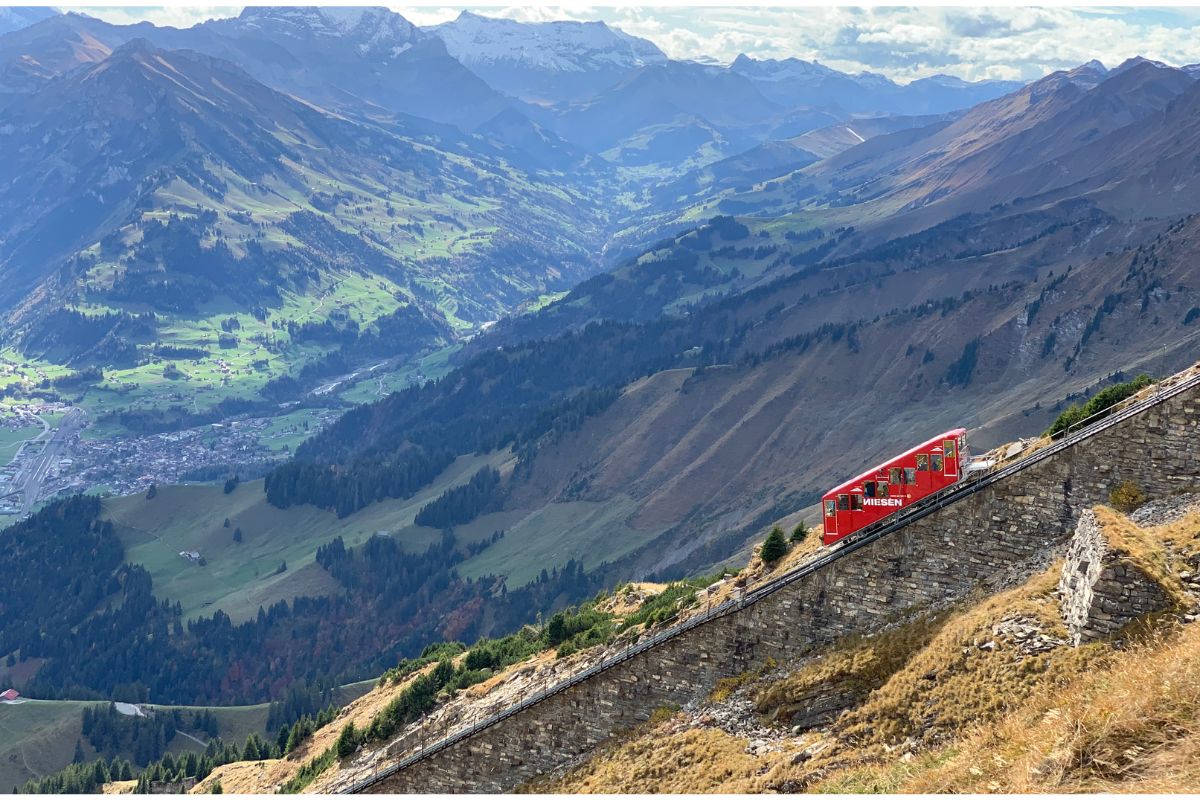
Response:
[232, 6, 422, 57]
[729, 54, 848, 84]
[428, 11, 666, 73]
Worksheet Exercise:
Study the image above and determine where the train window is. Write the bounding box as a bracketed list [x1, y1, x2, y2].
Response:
[931, 454, 944, 471]
[916, 454, 929, 471]
[837, 494, 850, 511]
[825, 500, 836, 517]
[890, 467, 902, 484]
[850, 494, 863, 511]
[864, 482, 876, 498]
[945, 439, 956, 459]
[877, 482, 889, 498]
[904, 467, 917, 484]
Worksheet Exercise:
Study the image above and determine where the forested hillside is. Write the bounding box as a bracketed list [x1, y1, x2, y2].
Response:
[0, 498, 600, 706]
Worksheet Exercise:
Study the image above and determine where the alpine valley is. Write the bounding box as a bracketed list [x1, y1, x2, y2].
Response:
[3, 5, 1200, 795]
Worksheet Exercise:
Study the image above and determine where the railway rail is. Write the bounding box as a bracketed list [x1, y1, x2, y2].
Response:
[343, 369, 1200, 793]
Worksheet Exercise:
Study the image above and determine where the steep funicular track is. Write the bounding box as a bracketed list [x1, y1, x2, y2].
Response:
[345, 369, 1200, 793]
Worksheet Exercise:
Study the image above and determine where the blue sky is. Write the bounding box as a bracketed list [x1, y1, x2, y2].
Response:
[76, 5, 1200, 82]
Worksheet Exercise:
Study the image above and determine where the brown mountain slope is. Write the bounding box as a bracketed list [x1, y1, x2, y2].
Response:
[679, 60, 1196, 255]
[509, 213, 1200, 579]
[816, 61, 1192, 213]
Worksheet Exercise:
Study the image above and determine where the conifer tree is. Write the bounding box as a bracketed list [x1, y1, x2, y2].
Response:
[335, 721, 359, 759]
[242, 734, 261, 761]
[760, 526, 788, 566]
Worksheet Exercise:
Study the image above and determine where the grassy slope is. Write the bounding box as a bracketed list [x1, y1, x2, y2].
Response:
[0, 682, 373, 792]
[0, 423, 41, 467]
[335, 343, 461, 407]
[72, 271, 410, 425]
[101, 428, 663, 613]
[0, 699, 90, 793]
[456, 494, 658, 587]
[103, 451, 514, 621]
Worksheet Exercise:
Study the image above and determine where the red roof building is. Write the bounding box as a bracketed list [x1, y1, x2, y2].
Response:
[0, 689, 19, 701]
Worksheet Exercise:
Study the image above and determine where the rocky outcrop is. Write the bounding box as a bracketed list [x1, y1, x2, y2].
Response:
[1058, 509, 1171, 645]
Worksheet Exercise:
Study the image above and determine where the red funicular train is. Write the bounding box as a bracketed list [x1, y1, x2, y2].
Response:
[822, 428, 968, 546]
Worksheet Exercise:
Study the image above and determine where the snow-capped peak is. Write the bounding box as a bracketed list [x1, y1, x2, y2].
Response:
[230, 7, 421, 57]
[427, 11, 666, 73]
[729, 54, 850, 84]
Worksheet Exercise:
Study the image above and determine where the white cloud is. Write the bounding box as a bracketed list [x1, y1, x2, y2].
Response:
[78, 5, 239, 29]
[73, 5, 1200, 83]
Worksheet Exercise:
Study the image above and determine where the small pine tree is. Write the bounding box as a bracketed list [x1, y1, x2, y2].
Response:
[285, 721, 302, 754]
[211, 780, 223, 794]
[233, 527, 243, 543]
[791, 520, 808, 543]
[335, 722, 359, 759]
[241, 735, 261, 761]
[73, 739, 85, 764]
[760, 526, 788, 566]
[276, 725, 291, 755]
[146, 484, 158, 499]
[223, 517, 231, 528]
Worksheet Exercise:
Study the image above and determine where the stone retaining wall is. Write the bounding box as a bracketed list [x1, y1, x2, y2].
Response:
[1059, 509, 1172, 644]
[365, 386, 1200, 793]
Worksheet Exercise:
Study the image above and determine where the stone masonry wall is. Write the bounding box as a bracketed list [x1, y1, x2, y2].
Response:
[1058, 509, 1172, 645]
[366, 387, 1200, 793]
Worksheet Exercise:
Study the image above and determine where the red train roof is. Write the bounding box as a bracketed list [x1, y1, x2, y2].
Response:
[823, 428, 966, 498]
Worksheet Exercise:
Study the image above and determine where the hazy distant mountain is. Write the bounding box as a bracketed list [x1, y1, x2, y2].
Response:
[0, 6, 55, 36]
[194, 6, 514, 129]
[0, 8, 517, 130]
[0, 40, 606, 353]
[532, 52, 1022, 172]
[475, 107, 601, 172]
[545, 61, 779, 167]
[428, 11, 667, 104]
[800, 58, 1199, 225]
[0, 13, 131, 105]
[729, 54, 1024, 114]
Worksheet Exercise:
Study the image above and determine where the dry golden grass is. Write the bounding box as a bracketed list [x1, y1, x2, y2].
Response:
[1091, 505, 1194, 608]
[550, 560, 1140, 795]
[753, 615, 945, 724]
[101, 779, 136, 794]
[826, 568, 1103, 751]
[542, 721, 799, 793]
[807, 508, 1200, 793]
[829, 621, 1200, 793]
[710, 657, 777, 703]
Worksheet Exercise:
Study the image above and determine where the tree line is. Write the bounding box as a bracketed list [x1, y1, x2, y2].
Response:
[4, 496, 606, 707]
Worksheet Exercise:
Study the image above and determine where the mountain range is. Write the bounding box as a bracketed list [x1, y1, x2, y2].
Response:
[0, 33, 608, 388]
[6, 9, 1200, 787]
[0, 6, 1033, 378]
